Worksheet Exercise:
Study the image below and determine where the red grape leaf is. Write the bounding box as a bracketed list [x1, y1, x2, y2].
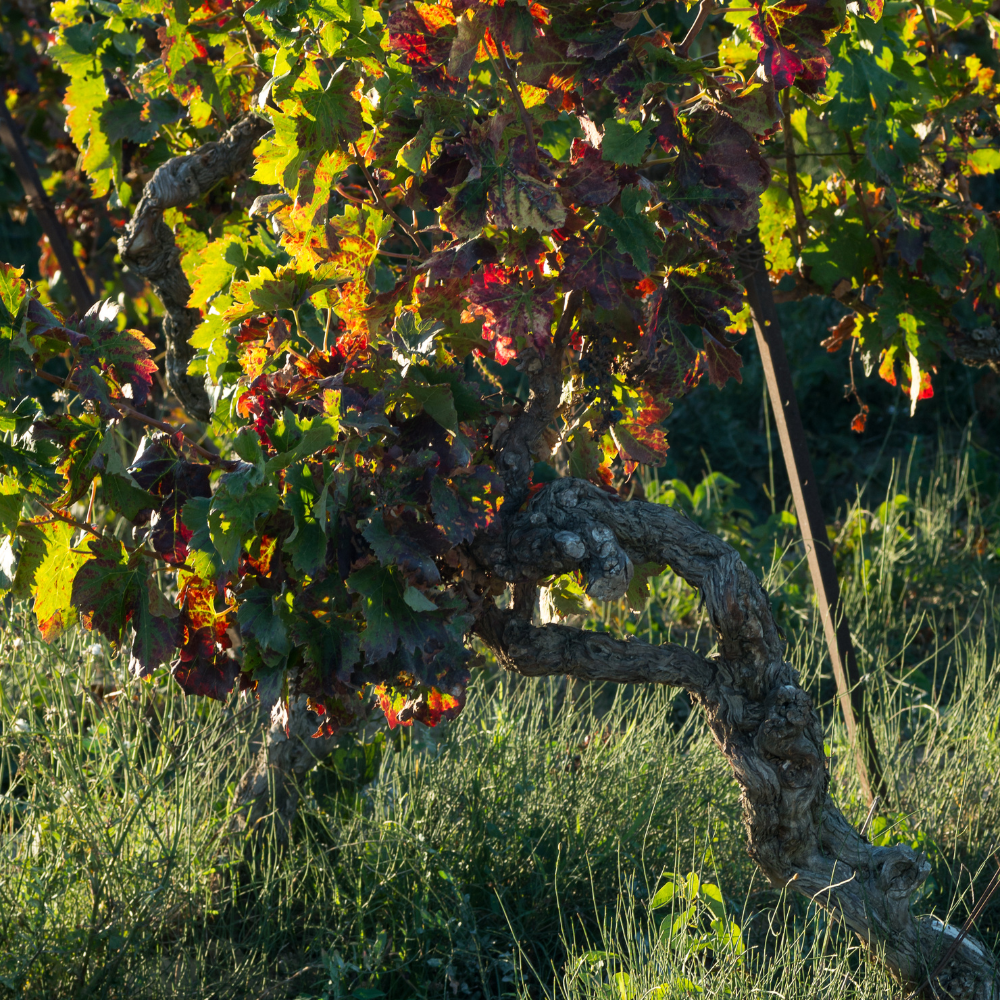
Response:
[172, 574, 237, 700]
[615, 388, 672, 465]
[381, 683, 465, 728]
[78, 324, 157, 408]
[387, 2, 463, 93]
[425, 238, 498, 280]
[702, 330, 745, 389]
[561, 240, 643, 310]
[465, 265, 556, 364]
[558, 140, 620, 209]
[750, 0, 842, 94]
[672, 110, 772, 235]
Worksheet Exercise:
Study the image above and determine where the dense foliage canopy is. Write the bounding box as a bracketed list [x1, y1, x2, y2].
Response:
[0, 0, 998, 730]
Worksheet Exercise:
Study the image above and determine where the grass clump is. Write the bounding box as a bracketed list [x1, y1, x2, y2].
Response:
[0, 438, 998, 999]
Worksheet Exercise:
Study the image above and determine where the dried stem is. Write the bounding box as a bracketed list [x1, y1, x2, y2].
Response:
[918, 1, 939, 54]
[499, 53, 539, 162]
[0, 100, 95, 315]
[677, 0, 715, 58]
[349, 145, 428, 257]
[31, 503, 190, 569]
[36, 501, 103, 540]
[33, 369, 226, 465]
[86, 479, 98, 525]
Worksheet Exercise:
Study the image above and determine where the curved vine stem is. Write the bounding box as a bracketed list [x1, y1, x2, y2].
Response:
[677, 0, 716, 58]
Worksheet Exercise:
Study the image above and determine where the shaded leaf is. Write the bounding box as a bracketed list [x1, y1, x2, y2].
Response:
[561, 241, 642, 311]
[559, 140, 620, 208]
[363, 512, 441, 585]
[348, 562, 446, 662]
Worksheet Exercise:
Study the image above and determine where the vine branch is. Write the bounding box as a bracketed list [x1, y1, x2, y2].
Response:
[499, 53, 539, 162]
[0, 100, 95, 315]
[471, 476, 997, 998]
[676, 0, 715, 58]
[33, 369, 227, 465]
[118, 114, 271, 422]
[494, 290, 582, 510]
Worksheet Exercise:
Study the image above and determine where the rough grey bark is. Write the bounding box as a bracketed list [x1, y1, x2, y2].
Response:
[231, 695, 340, 841]
[949, 325, 1000, 371]
[472, 476, 998, 999]
[118, 115, 271, 421]
[465, 288, 998, 997]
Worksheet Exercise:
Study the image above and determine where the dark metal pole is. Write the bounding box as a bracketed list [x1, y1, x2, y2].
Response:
[0, 100, 94, 314]
[737, 228, 882, 805]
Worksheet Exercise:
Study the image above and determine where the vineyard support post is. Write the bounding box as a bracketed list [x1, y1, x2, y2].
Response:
[737, 229, 883, 805]
[0, 99, 95, 315]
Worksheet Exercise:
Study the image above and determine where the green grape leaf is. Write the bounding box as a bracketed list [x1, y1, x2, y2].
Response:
[283, 463, 329, 576]
[601, 118, 651, 166]
[801, 219, 875, 293]
[34, 522, 91, 643]
[208, 475, 280, 573]
[128, 603, 181, 679]
[405, 380, 460, 434]
[348, 562, 446, 662]
[238, 587, 291, 656]
[597, 187, 662, 274]
[0, 476, 22, 536]
[255, 59, 362, 190]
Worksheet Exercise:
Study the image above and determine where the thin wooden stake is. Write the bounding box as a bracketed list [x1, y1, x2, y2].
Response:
[0, 100, 94, 314]
[737, 228, 883, 806]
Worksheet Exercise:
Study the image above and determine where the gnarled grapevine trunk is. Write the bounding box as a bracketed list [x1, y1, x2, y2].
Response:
[472, 476, 998, 999]
[118, 115, 270, 421]
[231, 695, 340, 842]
